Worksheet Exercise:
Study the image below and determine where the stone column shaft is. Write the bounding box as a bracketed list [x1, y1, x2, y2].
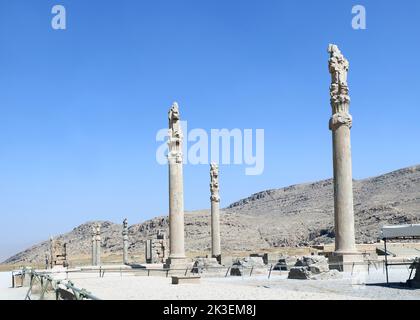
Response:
[210, 163, 221, 260]
[332, 123, 356, 253]
[168, 156, 186, 258]
[211, 200, 221, 257]
[91, 236, 97, 266]
[96, 239, 101, 266]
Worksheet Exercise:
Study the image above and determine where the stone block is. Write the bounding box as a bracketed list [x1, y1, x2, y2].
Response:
[171, 275, 201, 285]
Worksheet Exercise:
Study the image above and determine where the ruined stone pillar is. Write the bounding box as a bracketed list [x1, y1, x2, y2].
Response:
[210, 163, 221, 263]
[122, 218, 129, 265]
[165, 102, 189, 268]
[327, 45, 362, 271]
[49, 237, 54, 269]
[95, 224, 101, 266]
[91, 227, 97, 266]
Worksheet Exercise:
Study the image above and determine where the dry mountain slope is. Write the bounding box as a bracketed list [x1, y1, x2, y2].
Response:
[3, 165, 420, 265]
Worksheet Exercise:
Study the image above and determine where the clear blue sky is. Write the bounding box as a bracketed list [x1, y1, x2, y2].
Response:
[0, 0, 419, 261]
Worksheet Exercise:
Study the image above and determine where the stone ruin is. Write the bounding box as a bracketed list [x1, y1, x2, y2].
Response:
[288, 256, 341, 280]
[192, 257, 224, 276]
[273, 256, 299, 271]
[230, 256, 267, 276]
[407, 258, 420, 288]
[250, 253, 268, 265]
[145, 230, 168, 264]
[50, 238, 68, 268]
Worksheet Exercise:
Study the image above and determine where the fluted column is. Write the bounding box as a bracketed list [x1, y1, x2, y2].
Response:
[210, 163, 221, 262]
[328, 44, 357, 254]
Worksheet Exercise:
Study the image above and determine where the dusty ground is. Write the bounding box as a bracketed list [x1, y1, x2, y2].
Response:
[2, 266, 420, 300]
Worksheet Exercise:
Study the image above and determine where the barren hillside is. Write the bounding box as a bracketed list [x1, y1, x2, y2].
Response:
[3, 165, 419, 265]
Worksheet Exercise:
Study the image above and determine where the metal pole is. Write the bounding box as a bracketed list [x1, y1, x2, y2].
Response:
[268, 264, 273, 279]
[384, 238, 389, 284]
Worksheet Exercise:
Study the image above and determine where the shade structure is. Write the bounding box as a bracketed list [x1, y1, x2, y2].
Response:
[381, 224, 420, 239]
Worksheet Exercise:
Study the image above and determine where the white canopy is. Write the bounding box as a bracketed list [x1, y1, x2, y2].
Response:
[381, 224, 420, 239]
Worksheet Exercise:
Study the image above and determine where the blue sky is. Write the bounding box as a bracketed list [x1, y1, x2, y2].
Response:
[0, 0, 419, 261]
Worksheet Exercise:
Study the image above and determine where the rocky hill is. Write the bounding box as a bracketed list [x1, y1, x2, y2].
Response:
[3, 165, 420, 265]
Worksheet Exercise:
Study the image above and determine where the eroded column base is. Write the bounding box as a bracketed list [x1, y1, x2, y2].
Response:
[329, 252, 366, 273]
[164, 257, 192, 270]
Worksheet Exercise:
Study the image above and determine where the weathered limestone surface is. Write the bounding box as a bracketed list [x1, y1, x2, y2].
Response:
[230, 257, 267, 276]
[210, 163, 221, 262]
[273, 256, 299, 271]
[328, 44, 361, 268]
[50, 238, 68, 268]
[165, 102, 189, 269]
[192, 258, 225, 276]
[288, 256, 341, 280]
[122, 218, 129, 264]
[145, 231, 168, 264]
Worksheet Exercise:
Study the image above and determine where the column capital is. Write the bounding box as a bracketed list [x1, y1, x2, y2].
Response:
[210, 163, 220, 203]
[168, 102, 183, 164]
[122, 218, 128, 236]
[328, 44, 351, 115]
[329, 112, 353, 131]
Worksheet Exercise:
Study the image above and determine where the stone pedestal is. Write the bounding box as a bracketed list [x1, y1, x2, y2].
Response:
[328, 253, 365, 273]
[210, 163, 221, 263]
[164, 257, 191, 269]
[328, 44, 360, 267]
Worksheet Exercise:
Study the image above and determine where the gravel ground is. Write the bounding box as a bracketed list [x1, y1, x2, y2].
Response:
[1, 266, 420, 300]
[0, 272, 27, 300]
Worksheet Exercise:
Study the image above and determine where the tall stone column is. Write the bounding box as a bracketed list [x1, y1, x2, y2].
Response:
[49, 237, 54, 269]
[122, 218, 129, 265]
[91, 226, 97, 266]
[328, 44, 361, 270]
[95, 224, 101, 266]
[165, 102, 189, 268]
[210, 163, 221, 263]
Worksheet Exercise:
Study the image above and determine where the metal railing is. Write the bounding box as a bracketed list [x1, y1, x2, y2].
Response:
[20, 268, 100, 300]
[12, 258, 405, 299]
